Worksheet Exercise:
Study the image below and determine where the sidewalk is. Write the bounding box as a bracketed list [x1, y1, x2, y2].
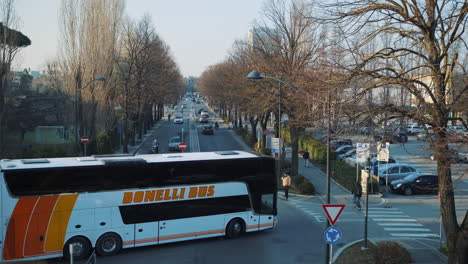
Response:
[115, 119, 164, 154]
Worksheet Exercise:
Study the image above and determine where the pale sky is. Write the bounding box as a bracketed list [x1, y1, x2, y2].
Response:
[15, 0, 265, 77]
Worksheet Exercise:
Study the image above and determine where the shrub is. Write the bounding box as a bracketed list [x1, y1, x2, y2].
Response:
[373, 241, 412, 264]
[291, 175, 315, 195]
[12, 144, 78, 159]
[96, 132, 113, 154]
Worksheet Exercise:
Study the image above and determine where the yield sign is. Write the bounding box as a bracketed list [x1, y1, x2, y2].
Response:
[321, 204, 346, 225]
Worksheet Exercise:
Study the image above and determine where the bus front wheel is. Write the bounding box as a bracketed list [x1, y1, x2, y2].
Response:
[226, 218, 245, 239]
[96, 232, 122, 256]
[63, 236, 91, 260]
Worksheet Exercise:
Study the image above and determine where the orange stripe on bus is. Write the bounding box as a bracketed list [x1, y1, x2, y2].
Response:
[44, 194, 79, 252]
[3, 197, 40, 260]
[259, 222, 274, 228]
[24, 196, 59, 257]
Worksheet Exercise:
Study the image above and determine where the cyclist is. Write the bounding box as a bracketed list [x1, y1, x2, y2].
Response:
[352, 181, 362, 209]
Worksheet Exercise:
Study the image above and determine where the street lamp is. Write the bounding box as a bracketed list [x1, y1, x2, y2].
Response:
[75, 76, 106, 156]
[247, 70, 283, 195]
[247, 70, 332, 263]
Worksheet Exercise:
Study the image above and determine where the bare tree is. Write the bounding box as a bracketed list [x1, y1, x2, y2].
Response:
[322, 1, 468, 262]
[0, 0, 31, 156]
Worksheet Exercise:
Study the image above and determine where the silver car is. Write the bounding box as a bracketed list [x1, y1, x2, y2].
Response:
[374, 163, 420, 185]
[168, 136, 182, 151]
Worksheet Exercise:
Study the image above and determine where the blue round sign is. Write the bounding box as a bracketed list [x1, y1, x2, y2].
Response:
[324, 226, 342, 245]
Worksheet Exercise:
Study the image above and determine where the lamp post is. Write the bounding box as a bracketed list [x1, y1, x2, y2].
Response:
[75, 76, 106, 156]
[247, 70, 332, 264]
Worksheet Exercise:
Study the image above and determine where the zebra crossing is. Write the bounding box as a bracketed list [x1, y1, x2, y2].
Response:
[368, 207, 439, 239]
[287, 198, 361, 223]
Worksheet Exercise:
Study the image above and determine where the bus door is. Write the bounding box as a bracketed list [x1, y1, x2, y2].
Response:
[134, 222, 159, 248]
[258, 193, 275, 230]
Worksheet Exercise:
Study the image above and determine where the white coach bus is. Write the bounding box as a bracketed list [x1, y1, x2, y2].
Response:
[0, 151, 277, 262]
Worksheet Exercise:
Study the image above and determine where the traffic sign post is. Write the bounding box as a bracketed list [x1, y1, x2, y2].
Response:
[179, 142, 187, 151]
[81, 136, 89, 156]
[322, 204, 346, 225]
[322, 204, 345, 264]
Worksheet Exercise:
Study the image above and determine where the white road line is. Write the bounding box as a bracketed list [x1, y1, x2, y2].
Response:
[378, 223, 423, 227]
[368, 207, 399, 210]
[372, 218, 417, 222]
[368, 211, 405, 214]
[384, 228, 431, 232]
[390, 233, 440, 238]
[369, 215, 410, 218]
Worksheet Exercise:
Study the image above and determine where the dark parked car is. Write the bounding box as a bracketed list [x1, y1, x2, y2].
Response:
[390, 173, 438, 195]
[393, 132, 408, 143]
[202, 125, 214, 135]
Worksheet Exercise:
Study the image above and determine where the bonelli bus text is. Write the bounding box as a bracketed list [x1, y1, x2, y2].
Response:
[0, 151, 277, 262]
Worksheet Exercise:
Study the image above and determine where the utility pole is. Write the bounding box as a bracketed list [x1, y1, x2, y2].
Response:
[325, 88, 331, 263]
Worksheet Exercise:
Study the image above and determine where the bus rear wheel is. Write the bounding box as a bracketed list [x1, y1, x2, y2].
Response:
[63, 236, 91, 260]
[226, 218, 244, 239]
[96, 232, 122, 256]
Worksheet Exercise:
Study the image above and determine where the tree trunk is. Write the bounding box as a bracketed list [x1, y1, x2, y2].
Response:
[249, 115, 258, 143]
[289, 124, 299, 177]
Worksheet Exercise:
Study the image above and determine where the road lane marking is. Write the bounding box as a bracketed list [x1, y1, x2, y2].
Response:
[390, 233, 439, 238]
[369, 215, 410, 218]
[368, 211, 405, 214]
[372, 218, 417, 221]
[368, 207, 399, 210]
[378, 223, 423, 226]
[384, 228, 431, 232]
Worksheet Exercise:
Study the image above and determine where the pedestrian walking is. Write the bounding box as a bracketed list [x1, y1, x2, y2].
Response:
[351, 181, 362, 209]
[281, 172, 292, 200]
[302, 150, 310, 168]
[168, 114, 171, 121]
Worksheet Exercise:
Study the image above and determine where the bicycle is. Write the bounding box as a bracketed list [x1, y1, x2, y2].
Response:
[353, 195, 362, 210]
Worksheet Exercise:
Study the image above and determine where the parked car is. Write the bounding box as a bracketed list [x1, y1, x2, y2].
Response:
[447, 131, 464, 143]
[406, 124, 423, 135]
[168, 136, 182, 151]
[173, 116, 184, 124]
[338, 149, 356, 160]
[331, 139, 353, 149]
[198, 108, 204, 114]
[374, 133, 395, 144]
[368, 157, 399, 169]
[390, 173, 438, 195]
[335, 145, 353, 155]
[202, 125, 214, 135]
[393, 131, 408, 143]
[416, 131, 434, 141]
[373, 163, 420, 185]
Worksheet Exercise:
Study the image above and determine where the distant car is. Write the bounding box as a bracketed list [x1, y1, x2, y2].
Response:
[173, 116, 184, 124]
[199, 116, 209, 123]
[168, 136, 182, 151]
[416, 131, 434, 141]
[406, 125, 423, 135]
[447, 131, 464, 143]
[375, 134, 395, 144]
[393, 132, 408, 143]
[368, 157, 399, 170]
[374, 163, 420, 185]
[331, 139, 353, 149]
[198, 108, 204, 114]
[338, 149, 356, 160]
[335, 145, 353, 155]
[202, 125, 214, 135]
[390, 173, 438, 195]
